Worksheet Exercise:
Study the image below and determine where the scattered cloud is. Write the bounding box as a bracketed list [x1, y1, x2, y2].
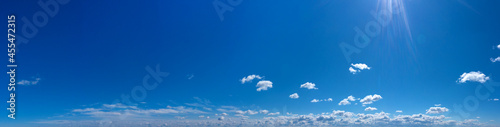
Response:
[491, 57, 500, 63]
[267, 112, 280, 116]
[488, 98, 499, 101]
[365, 107, 377, 111]
[426, 107, 449, 114]
[396, 110, 403, 113]
[240, 75, 263, 84]
[259, 110, 269, 114]
[256, 80, 273, 91]
[311, 98, 333, 103]
[289, 93, 299, 99]
[187, 74, 194, 80]
[497, 44, 500, 49]
[311, 99, 320, 103]
[339, 95, 356, 105]
[349, 63, 371, 74]
[246, 110, 258, 115]
[457, 71, 490, 83]
[360, 94, 382, 105]
[300, 82, 318, 90]
[42, 104, 485, 127]
[435, 104, 441, 106]
[18, 78, 41, 85]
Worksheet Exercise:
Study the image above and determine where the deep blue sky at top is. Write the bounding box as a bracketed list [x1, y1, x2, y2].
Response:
[1, 0, 500, 125]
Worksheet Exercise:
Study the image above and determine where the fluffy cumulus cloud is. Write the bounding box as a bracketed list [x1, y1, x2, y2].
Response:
[300, 82, 318, 90]
[491, 57, 500, 63]
[457, 71, 490, 83]
[497, 44, 500, 49]
[339, 95, 356, 105]
[426, 107, 449, 114]
[289, 93, 299, 99]
[240, 74, 262, 84]
[365, 107, 377, 111]
[360, 94, 382, 105]
[256, 80, 273, 91]
[349, 63, 371, 74]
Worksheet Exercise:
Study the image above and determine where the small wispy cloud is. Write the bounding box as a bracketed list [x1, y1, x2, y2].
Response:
[300, 82, 318, 90]
[18, 78, 41, 85]
[240, 75, 263, 84]
[491, 57, 500, 63]
[396, 110, 403, 113]
[426, 107, 449, 114]
[311, 98, 333, 103]
[187, 74, 194, 80]
[364, 107, 377, 111]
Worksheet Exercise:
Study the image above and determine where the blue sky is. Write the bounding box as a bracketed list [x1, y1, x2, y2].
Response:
[2, 0, 500, 126]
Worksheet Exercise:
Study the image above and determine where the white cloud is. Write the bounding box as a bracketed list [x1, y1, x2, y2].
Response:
[396, 110, 403, 113]
[247, 110, 258, 115]
[17, 78, 41, 85]
[489, 98, 499, 101]
[457, 71, 490, 83]
[338, 95, 356, 105]
[434, 104, 441, 106]
[240, 75, 262, 84]
[426, 107, 449, 114]
[349, 67, 358, 74]
[259, 110, 269, 114]
[256, 80, 273, 91]
[360, 94, 382, 105]
[327, 98, 333, 101]
[491, 57, 500, 63]
[46, 106, 486, 126]
[311, 99, 320, 103]
[497, 44, 500, 49]
[364, 107, 377, 111]
[235, 110, 246, 114]
[349, 63, 371, 74]
[300, 82, 318, 90]
[289, 93, 299, 99]
[312, 98, 333, 103]
[267, 112, 280, 116]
